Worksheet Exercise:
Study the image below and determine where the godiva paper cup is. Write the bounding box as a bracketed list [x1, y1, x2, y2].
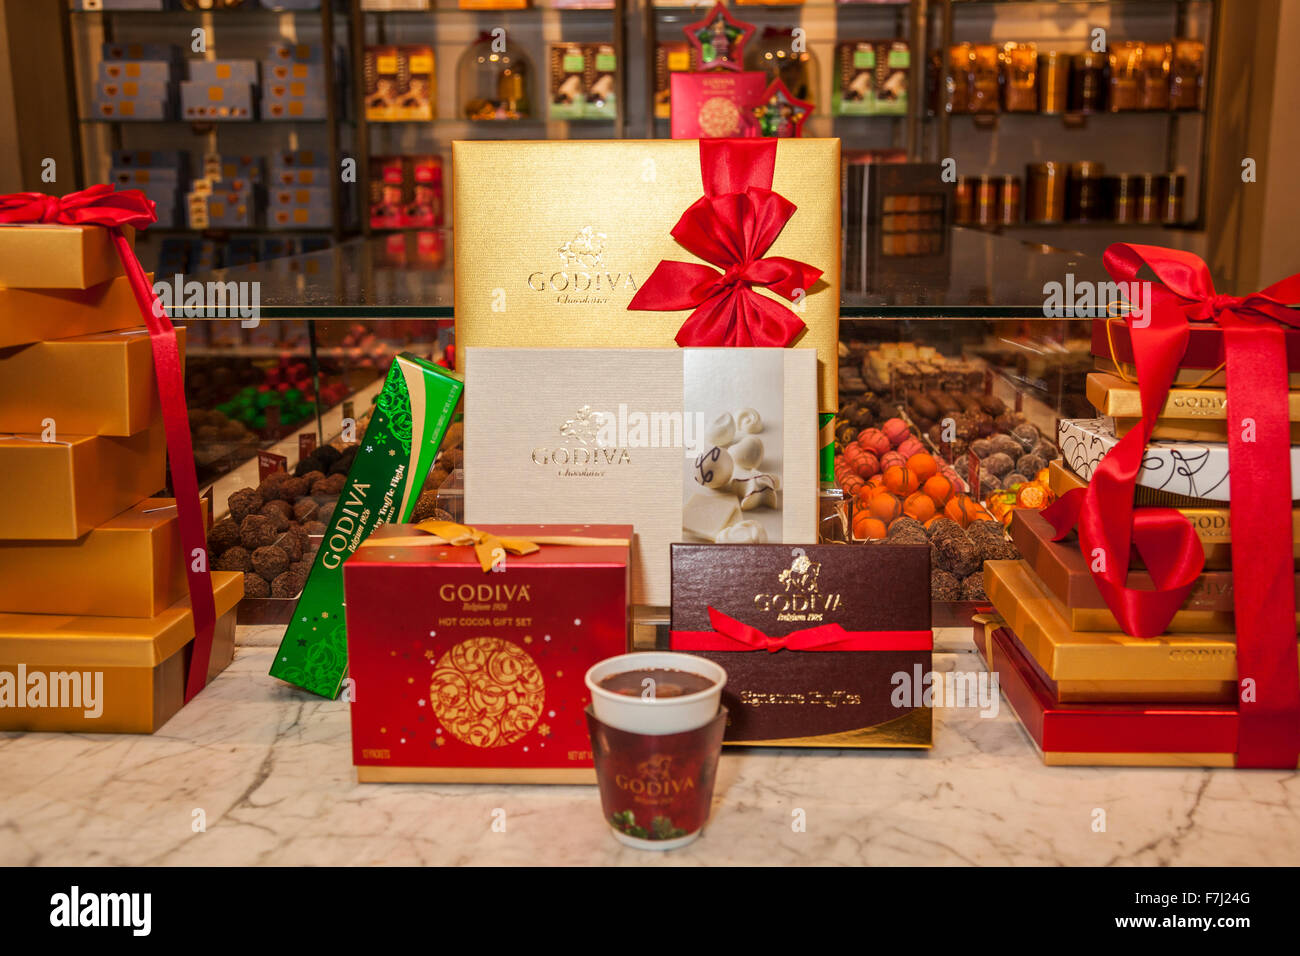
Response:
[584, 652, 728, 851]
[584, 652, 726, 735]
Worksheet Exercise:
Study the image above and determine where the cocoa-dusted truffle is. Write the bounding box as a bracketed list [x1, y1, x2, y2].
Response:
[258, 472, 292, 500]
[961, 571, 987, 600]
[271, 567, 308, 599]
[410, 490, 441, 523]
[258, 505, 290, 533]
[967, 520, 1018, 561]
[251, 545, 290, 581]
[328, 456, 353, 477]
[1003, 472, 1029, 488]
[278, 530, 304, 562]
[889, 525, 929, 545]
[309, 478, 333, 498]
[989, 434, 1023, 459]
[315, 444, 341, 466]
[1016, 453, 1047, 477]
[1012, 423, 1040, 449]
[442, 420, 463, 449]
[215, 546, 252, 572]
[933, 529, 981, 577]
[970, 438, 994, 459]
[239, 514, 279, 550]
[303, 520, 327, 536]
[292, 498, 318, 523]
[979, 395, 1007, 417]
[281, 477, 308, 501]
[261, 498, 292, 520]
[324, 473, 347, 495]
[315, 502, 335, 526]
[227, 487, 264, 524]
[930, 569, 963, 601]
[299, 469, 325, 487]
[244, 573, 271, 598]
[983, 452, 1015, 477]
[926, 517, 964, 540]
[208, 517, 240, 553]
[978, 469, 1001, 498]
[887, 516, 926, 540]
[431, 507, 455, 522]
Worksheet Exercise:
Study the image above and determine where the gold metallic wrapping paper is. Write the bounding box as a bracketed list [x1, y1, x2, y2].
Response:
[0, 327, 184, 437]
[0, 417, 166, 540]
[452, 139, 841, 412]
[0, 570, 241, 733]
[1046, 459, 1300, 568]
[0, 224, 134, 290]
[0, 275, 147, 350]
[0, 498, 206, 617]
[1094, 356, 1300, 390]
[983, 559, 1283, 702]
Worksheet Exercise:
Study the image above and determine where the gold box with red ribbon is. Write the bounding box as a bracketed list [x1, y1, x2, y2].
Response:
[452, 138, 841, 412]
[0, 276, 147, 350]
[669, 542, 932, 747]
[0, 223, 134, 290]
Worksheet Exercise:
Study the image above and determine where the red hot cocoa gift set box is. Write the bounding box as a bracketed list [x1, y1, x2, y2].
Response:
[344, 522, 633, 783]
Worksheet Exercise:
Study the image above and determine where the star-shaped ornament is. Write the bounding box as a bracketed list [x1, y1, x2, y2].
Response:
[684, 2, 754, 73]
[757, 78, 813, 138]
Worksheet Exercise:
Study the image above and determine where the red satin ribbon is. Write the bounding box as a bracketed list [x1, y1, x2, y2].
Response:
[670, 606, 932, 653]
[0, 185, 217, 703]
[1042, 243, 1300, 768]
[627, 139, 822, 348]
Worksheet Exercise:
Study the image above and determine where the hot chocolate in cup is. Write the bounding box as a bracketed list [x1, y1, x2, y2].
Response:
[585, 652, 726, 735]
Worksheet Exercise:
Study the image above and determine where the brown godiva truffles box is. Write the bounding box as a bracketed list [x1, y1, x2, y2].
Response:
[669, 543, 932, 747]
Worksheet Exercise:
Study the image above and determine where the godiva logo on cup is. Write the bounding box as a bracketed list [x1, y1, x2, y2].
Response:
[526, 226, 640, 302]
[754, 552, 843, 620]
[615, 755, 697, 799]
[532, 406, 632, 475]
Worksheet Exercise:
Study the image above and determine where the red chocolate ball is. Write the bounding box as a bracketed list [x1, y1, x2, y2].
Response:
[856, 428, 890, 458]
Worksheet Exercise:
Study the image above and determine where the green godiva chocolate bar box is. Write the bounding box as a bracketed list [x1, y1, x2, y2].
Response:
[270, 353, 463, 697]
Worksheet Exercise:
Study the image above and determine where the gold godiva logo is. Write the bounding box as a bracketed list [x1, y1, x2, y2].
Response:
[527, 226, 639, 302]
[532, 406, 631, 473]
[755, 551, 843, 620]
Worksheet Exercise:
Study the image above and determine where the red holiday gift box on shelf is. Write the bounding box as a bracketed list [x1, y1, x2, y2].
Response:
[343, 521, 632, 783]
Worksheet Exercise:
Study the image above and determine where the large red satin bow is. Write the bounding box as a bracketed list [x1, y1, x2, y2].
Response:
[1043, 243, 1300, 768]
[627, 138, 822, 348]
[669, 606, 932, 653]
[0, 186, 217, 703]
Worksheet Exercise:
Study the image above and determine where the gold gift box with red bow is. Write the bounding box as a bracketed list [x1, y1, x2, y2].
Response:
[452, 139, 841, 412]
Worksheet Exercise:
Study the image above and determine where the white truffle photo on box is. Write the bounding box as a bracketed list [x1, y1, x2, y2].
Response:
[682, 349, 785, 545]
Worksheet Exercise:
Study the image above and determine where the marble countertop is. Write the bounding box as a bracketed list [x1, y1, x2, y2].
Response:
[2, 626, 1297, 866]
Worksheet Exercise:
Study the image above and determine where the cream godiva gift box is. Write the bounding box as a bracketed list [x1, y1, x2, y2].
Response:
[463, 348, 818, 607]
[452, 138, 841, 413]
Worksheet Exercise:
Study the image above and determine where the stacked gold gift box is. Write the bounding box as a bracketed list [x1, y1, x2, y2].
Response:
[0, 224, 240, 733]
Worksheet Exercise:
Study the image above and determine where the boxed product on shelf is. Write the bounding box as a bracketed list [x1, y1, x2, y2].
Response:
[1170, 39, 1205, 109]
[113, 148, 187, 171]
[1045, 459, 1300, 569]
[344, 522, 632, 783]
[205, 152, 265, 183]
[0, 278, 146, 349]
[92, 81, 173, 120]
[973, 617, 1258, 768]
[1057, 418, 1300, 503]
[269, 149, 328, 185]
[0, 418, 166, 540]
[584, 44, 617, 118]
[1000, 41, 1037, 111]
[832, 42, 877, 116]
[0, 223, 133, 289]
[267, 41, 326, 64]
[180, 81, 256, 120]
[1139, 43, 1171, 110]
[1087, 370, 1300, 442]
[985, 559, 1258, 703]
[364, 45, 435, 121]
[102, 42, 178, 62]
[871, 41, 909, 115]
[0, 498, 205, 618]
[669, 71, 766, 137]
[670, 543, 932, 747]
[0, 327, 185, 438]
[0, 571, 242, 734]
[369, 155, 443, 229]
[98, 59, 172, 84]
[187, 188, 256, 230]
[187, 59, 259, 86]
[261, 90, 326, 120]
[462, 347, 819, 607]
[1009, 508, 1300, 634]
[548, 43, 588, 120]
[268, 187, 332, 230]
[269, 354, 464, 699]
[452, 138, 841, 413]
[654, 42, 691, 119]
